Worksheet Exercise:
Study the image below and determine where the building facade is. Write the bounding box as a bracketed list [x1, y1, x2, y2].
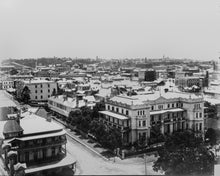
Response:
[99, 91, 205, 146]
[0, 110, 76, 175]
[16, 80, 57, 102]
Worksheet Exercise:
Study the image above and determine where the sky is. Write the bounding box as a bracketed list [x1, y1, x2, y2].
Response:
[0, 0, 220, 61]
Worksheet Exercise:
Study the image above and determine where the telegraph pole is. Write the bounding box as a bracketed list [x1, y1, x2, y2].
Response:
[144, 154, 147, 175]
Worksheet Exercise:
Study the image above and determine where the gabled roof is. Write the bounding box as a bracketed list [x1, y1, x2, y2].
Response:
[35, 107, 48, 119]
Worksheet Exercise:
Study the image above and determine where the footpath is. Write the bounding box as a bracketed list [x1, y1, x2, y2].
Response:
[53, 117, 158, 164]
[53, 117, 111, 161]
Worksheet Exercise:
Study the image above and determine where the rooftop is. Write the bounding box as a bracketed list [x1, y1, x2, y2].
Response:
[23, 80, 56, 84]
[0, 90, 17, 108]
[100, 111, 128, 120]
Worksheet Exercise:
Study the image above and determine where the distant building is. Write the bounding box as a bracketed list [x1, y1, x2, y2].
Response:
[138, 69, 156, 82]
[1, 80, 14, 90]
[99, 91, 205, 145]
[16, 80, 57, 103]
[175, 76, 203, 88]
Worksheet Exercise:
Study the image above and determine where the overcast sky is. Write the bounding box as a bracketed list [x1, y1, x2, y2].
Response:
[0, 0, 220, 61]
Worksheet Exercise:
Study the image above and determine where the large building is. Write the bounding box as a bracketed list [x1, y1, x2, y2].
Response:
[0, 109, 76, 175]
[175, 76, 203, 88]
[99, 91, 205, 145]
[16, 80, 57, 103]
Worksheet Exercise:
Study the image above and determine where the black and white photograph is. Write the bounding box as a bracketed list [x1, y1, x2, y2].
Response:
[0, 0, 220, 175]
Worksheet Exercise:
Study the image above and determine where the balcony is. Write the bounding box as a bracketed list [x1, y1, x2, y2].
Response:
[18, 140, 67, 151]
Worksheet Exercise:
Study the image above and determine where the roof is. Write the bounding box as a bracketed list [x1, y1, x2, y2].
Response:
[150, 108, 184, 115]
[110, 96, 144, 106]
[84, 96, 95, 102]
[23, 80, 56, 84]
[10, 129, 66, 141]
[35, 107, 48, 119]
[100, 111, 128, 120]
[3, 120, 23, 134]
[0, 90, 17, 108]
[20, 113, 63, 135]
[49, 95, 85, 109]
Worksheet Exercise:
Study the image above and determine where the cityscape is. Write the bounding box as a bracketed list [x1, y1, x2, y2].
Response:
[1, 0, 220, 176]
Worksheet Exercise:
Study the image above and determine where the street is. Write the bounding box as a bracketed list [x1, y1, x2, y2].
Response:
[66, 133, 162, 175]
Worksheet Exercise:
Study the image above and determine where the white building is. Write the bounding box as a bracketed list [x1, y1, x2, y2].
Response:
[48, 95, 96, 118]
[1, 80, 14, 90]
[99, 91, 205, 145]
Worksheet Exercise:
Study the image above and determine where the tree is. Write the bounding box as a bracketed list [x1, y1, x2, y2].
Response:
[21, 86, 30, 104]
[68, 110, 82, 126]
[149, 125, 165, 144]
[205, 128, 217, 146]
[91, 100, 105, 120]
[153, 130, 215, 175]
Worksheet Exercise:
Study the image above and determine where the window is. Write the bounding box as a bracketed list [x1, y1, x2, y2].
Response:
[199, 123, 202, 131]
[35, 96, 38, 99]
[137, 111, 139, 116]
[41, 90, 43, 93]
[151, 106, 154, 110]
[29, 151, 34, 161]
[37, 150, 43, 159]
[41, 84, 43, 88]
[143, 120, 146, 127]
[151, 115, 154, 121]
[196, 113, 198, 118]
[48, 89, 50, 93]
[139, 121, 141, 127]
[200, 113, 202, 118]
[48, 84, 50, 87]
[122, 109, 124, 114]
[143, 110, 145, 115]
[159, 115, 162, 121]
[158, 105, 163, 110]
[140, 111, 142, 116]
[108, 105, 110, 110]
[35, 90, 37, 93]
[116, 108, 119, 113]
[112, 107, 114, 111]
[126, 110, 129, 115]
[41, 95, 43, 99]
[172, 103, 174, 108]
[196, 123, 198, 131]
[35, 85, 37, 88]
[48, 95, 50, 98]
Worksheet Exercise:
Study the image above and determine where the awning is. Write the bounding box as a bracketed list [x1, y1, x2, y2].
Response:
[150, 108, 184, 115]
[9, 130, 66, 142]
[99, 111, 128, 120]
[25, 152, 76, 174]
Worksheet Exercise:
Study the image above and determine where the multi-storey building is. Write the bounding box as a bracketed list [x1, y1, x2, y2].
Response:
[0, 110, 76, 175]
[16, 80, 57, 102]
[1, 80, 14, 90]
[175, 76, 202, 88]
[48, 95, 96, 118]
[99, 91, 204, 145]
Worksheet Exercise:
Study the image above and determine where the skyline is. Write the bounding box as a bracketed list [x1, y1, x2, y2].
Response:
[1, 0, 220, 62]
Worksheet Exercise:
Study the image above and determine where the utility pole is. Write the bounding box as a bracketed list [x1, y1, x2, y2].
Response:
[144, 154, 147, 175]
